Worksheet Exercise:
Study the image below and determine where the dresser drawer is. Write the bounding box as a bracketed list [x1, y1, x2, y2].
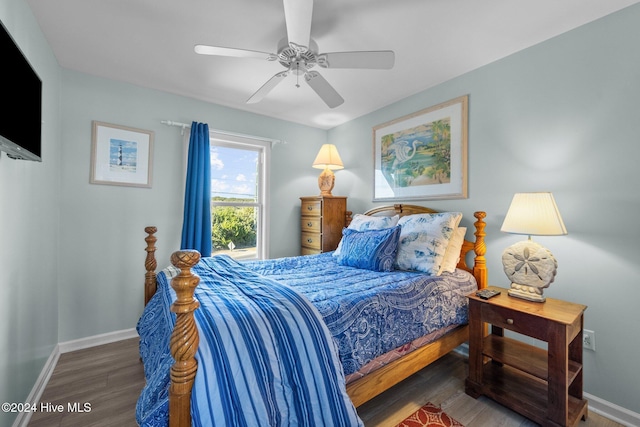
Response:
[301, 247, 321, 256]
[301, 231, 322, 250]
[301, 218, 321, 233]
[301, 200, 322, 217]
[481, 304, 548, 341]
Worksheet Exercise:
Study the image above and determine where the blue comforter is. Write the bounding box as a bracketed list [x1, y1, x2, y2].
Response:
[137, 254, 363, 427]
[244, 252, 477, 376]
[136, 252, 476, 426]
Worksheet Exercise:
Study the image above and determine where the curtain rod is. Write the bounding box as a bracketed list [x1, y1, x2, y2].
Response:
[160, 120, 285, 145]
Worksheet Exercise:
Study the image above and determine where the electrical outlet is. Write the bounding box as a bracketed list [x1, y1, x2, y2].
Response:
[583, 329, 595, 351]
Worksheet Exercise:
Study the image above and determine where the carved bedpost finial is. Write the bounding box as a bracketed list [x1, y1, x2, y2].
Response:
[144, 226, 158, 306]
[169, 250, 201, 427]
[473, 212, 488, 287]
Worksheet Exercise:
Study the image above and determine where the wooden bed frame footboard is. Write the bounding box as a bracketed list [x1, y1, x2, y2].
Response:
[142, 207, 487, 426]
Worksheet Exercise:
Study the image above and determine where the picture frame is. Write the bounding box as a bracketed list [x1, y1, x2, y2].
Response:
[373, 95, 468, 201]
[90, 121, 154, 188]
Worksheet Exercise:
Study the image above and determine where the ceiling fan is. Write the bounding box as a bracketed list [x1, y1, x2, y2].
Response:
[194, 0, 395, 108]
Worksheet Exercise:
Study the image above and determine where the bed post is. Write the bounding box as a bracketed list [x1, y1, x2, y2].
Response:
[169, 250, 201, 427]
[472, 211, 488, 289]
[144, 226, 158, 305]
[345, 210, 353, 226]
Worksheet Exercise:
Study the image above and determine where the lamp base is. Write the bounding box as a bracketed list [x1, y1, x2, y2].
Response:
[508, 284, 546, 302]
[317, 167, 335, 196]
[501, 239, 558, 304]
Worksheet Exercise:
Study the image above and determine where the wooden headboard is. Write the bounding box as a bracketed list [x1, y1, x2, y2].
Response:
[362, 204, 487, 290]
[143, 204, 488, 305]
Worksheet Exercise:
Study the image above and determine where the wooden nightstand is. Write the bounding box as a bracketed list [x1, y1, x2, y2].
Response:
[300, 196, 347, 255]
[465, 286, 588, 427]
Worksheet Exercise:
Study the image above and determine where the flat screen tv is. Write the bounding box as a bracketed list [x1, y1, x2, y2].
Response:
[0, 20, 42, 161]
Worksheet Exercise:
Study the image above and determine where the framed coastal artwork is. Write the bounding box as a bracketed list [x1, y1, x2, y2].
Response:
[373, 95, 468, 201]
[90, 121, 154, 188]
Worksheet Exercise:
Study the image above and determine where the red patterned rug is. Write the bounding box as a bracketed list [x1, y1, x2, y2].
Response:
[395, 402, 465, 427]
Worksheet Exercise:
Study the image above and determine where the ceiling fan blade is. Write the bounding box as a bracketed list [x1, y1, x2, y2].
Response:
[246, 71, 289, 104]
[317, 51, 395, 69]
[305, 71, 344, 108]
[194, 44, 277, 61]
[283, 0, 313, 52]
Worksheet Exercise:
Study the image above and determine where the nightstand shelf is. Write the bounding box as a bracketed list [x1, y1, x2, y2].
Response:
[479, 363, 587, 425]
[466, 286, 588, 427]
[483, 335, 583, 385]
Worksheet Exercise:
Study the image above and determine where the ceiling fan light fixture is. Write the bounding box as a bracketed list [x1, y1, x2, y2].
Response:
[195, 0, 394, 107]
[292, 60, 308, 75]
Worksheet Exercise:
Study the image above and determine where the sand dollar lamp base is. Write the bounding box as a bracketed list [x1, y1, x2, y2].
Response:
[508, 284, 546, 302]
[501, 239, 558, 303]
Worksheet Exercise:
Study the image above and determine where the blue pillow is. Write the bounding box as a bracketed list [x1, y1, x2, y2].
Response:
[336, 225, 401, 272]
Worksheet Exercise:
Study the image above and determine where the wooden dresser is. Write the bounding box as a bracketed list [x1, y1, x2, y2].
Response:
[300, 196, 347, 255]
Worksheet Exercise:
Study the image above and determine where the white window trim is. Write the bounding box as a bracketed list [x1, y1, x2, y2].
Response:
[211, 133, 270, 260]
[182, 128, 271, 259]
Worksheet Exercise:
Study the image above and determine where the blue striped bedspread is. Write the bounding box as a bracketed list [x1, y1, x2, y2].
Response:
[136, 254, 363, 427]
[243, 252, 477, 376]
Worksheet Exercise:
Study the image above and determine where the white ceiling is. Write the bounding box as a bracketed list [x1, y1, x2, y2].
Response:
[27, 0, 639, 130]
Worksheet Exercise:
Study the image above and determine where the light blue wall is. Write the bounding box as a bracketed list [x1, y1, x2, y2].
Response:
[0, 0, 61, 426]
[328, 4, 640, 415]
[57, 70, 327, 342]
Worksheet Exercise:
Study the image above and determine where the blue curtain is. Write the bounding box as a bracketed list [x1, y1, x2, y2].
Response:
[181, 122, 212, 257]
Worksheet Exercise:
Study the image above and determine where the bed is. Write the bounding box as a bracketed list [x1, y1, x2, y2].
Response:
[137, 204, 487, 427]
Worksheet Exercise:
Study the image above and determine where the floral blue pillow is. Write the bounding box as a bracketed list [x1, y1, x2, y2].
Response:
[395, 212, 462, 275]
[337, 225, 401, 272]
[333, 214, 400, 257]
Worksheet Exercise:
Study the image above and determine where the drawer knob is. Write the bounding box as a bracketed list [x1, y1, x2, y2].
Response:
[307, 238, 313, 243]
[507, 318, 514, 325]
[307, 206, 313, 211]
[307, 222, 313, 227]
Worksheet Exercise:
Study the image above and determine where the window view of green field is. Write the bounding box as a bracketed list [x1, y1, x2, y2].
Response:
[210, 143, 262, 260]
[211, 201, 257, 260]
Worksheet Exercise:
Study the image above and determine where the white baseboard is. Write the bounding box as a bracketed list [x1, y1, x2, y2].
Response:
[12, 328, 139, 427]
[58, 328, 138, 353]
[585, 392, 640, 427]
[12, 344, 60, 427]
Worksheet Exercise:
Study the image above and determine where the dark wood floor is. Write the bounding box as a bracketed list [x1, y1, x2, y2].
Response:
[28, 338, 622, 427]
[28, 338, 144, 427]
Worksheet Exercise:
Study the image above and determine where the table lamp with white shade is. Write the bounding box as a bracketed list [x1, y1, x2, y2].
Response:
[500, 192, 567, 302]
[312, 144, 344, 196]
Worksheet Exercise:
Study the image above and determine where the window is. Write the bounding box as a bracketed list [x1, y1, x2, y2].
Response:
[209, 132, 270, 260]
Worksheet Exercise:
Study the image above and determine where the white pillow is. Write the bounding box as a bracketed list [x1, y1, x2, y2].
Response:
[395, 212, 462, 275]
[333, 214, 400, 256]
[438, 227, 467, 274]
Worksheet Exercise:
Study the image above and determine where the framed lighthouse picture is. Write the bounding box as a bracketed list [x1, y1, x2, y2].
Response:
[90, 121, 154, 188]
[373, 95, 468, 201]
